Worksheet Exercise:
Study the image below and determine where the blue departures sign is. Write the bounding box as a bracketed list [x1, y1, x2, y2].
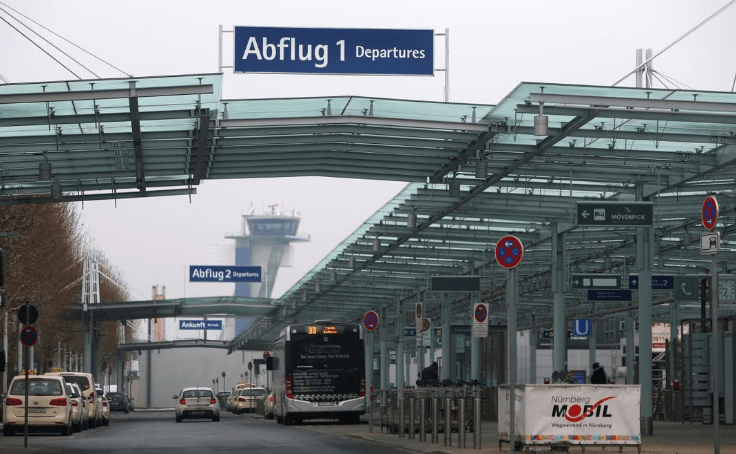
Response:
[189, 265, 261, 283]
[234, 27, 434, 75]
[179, 320, 223, 330]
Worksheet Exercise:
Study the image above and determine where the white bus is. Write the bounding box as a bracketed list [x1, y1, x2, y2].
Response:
[272, 321, 365, 425]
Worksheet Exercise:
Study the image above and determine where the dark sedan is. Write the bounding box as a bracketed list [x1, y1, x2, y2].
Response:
[107, 392, 132, 413]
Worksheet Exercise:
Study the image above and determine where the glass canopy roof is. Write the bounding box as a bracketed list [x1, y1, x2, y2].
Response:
[4, 72, 736, 351]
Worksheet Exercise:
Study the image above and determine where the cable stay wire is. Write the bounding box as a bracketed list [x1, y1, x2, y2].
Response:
[0, 4, 96, 78]
[649, 72, 671, 90]
[0, 2, 133, 79]
[0, 72, 9, 83]
[650, 70, 695, 90]
[0, 10, 81, 79]
[612, 0, 736, 87]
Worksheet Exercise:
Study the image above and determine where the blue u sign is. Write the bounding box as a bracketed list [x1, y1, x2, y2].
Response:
[234, 27, 434, 75]
[573, 319, 592, 337]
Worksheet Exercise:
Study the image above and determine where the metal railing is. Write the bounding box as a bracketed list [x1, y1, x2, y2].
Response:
[374, 384, 487, 450]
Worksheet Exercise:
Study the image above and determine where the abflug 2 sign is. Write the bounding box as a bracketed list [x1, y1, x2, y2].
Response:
[234, 27, 434, 75]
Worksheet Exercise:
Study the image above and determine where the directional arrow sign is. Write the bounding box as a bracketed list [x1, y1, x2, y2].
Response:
[629, 275, 675, 290]
[576, 201, 653, 227]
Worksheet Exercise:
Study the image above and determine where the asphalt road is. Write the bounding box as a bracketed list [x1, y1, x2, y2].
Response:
[0, 409, 415, 454]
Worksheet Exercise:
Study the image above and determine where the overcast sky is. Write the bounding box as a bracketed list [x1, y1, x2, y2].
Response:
[1, 0, 735, 307]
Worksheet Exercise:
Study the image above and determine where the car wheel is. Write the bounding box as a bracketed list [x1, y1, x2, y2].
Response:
[104, 417, 110, 426]
[3, 425, 14, 436]
[176, 414, 183, 423]
[124, 408, 129, 414]
[61, 419, 72, 436]
[213, 414, 220, 422]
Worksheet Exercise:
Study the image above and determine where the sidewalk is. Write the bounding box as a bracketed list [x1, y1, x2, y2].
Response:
[291, 414, 736, 454]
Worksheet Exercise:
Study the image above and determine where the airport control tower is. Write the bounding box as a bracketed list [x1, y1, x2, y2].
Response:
[225, 205, 310, 336]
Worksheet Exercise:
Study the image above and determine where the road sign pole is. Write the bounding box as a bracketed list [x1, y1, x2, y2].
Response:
[712, 252, 720, 454]
[507, 267, 517, 454]
[588, 302, 596, 374]
[23, 344, 29, 447]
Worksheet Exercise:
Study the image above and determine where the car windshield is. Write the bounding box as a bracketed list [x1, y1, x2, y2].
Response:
[10, 378, 63, 396]
[66, 384, 80, 398]
[183, 390, 213, 398]
[108, 393, 124, 399]
[60, 376, 90, 390]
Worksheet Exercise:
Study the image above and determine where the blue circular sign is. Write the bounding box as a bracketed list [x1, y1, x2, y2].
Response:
[702, 195, 718, 230]
[495, 235, 524, 269]
[363, 310, 379, 331]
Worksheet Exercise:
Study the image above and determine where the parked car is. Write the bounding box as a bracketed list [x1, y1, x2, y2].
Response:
[3, 373, 73, 436]
[226, 389, 241, 412]
[69, 382, 90, 430]
[174, 387, 219, 422]
[233, 387, 267, 415]
[46, 371, 102, 428]
[96, 388, 110, 426]
[65, 382, 87, 432]
[216, 391, 231, 409]
[107, 392, 131, 413]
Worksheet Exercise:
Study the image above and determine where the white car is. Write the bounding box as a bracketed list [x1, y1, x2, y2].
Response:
[233, 387, 267, 415]
[46, 371, 102, 428]
[3, 374, 73, 436]
[65, 382, 88, 432]
[96, 388, 110, 426]
[174, 387, 219, 422]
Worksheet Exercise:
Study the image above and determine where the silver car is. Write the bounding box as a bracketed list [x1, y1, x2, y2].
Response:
[174, 387, 219, 422]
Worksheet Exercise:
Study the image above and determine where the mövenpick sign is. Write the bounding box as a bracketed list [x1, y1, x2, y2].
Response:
[498, 385, 640, 447]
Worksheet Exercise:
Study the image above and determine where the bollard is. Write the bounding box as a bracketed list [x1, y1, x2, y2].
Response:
[419, 396, 426, 442]
[444, 395, 452, 446]
[457, 397, 465, 449]
[473, 390, 481, 449]
[398, 396, 405, 437]
[409, 397, 415, 439]
[432, 395, 439, 444]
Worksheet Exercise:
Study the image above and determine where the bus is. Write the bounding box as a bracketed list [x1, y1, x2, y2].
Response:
[272, 321, 365, 425]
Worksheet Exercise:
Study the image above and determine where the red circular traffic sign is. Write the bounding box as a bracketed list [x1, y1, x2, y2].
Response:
[474, 303, 488, 323]
[20, 325, 37, 347]
[702, 195, 719, 230]
[495, 235, 524, 268]
[363, 310, 379, 331]
[263, 351, 270, 360]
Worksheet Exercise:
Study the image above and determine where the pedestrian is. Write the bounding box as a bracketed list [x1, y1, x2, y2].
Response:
[590, 362, 607, 384]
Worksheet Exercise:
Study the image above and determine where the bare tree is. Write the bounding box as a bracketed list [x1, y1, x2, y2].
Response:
[0, 202, 129, 375]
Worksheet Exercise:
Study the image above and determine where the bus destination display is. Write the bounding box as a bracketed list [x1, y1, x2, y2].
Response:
[307, 325, 338, 335]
